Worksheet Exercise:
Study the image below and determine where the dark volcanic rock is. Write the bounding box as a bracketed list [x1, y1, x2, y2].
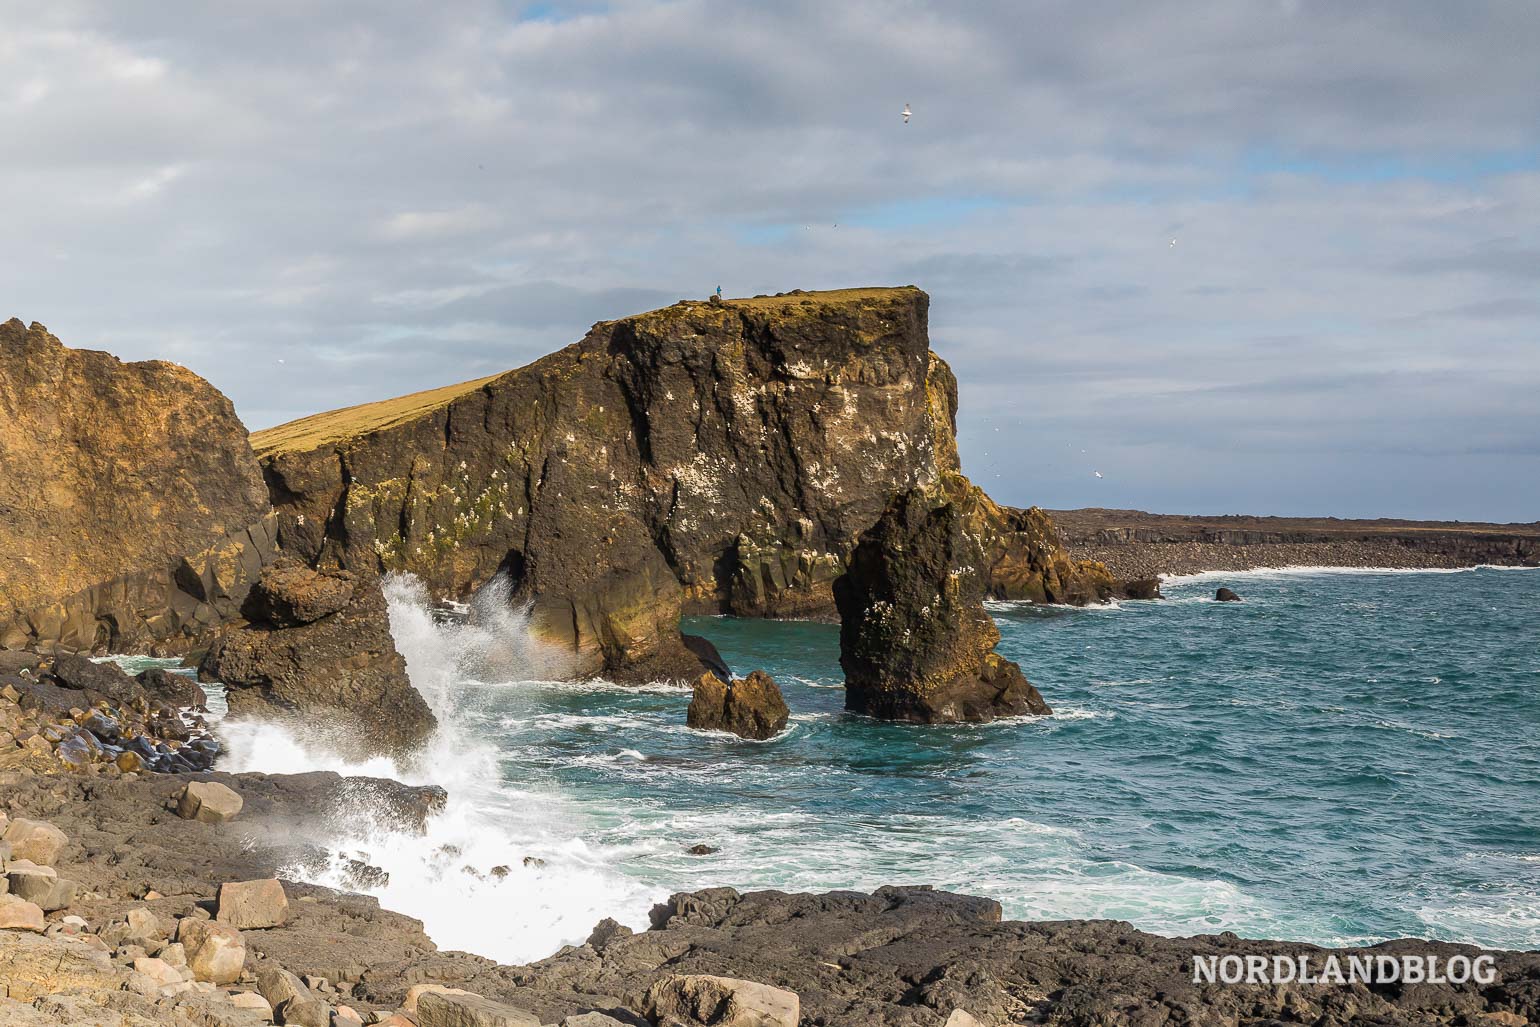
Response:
[251, 289, 1120, 683]
[242, 559, 356, 627]
[0, 318, 277, 654]
[202, 574, 436, 756]
[137, 667, 207, 710]
[1123, 577, 1162, 599]
[835, 489, 1051, 723]
[681, 633, 732, 682]
[49, 653, 147, 707]
[1215, 587, 1242, 602]
[686, 670, 790, 740]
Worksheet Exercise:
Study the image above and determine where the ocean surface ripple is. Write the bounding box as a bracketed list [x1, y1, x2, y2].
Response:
[195, 566, 1540, 961]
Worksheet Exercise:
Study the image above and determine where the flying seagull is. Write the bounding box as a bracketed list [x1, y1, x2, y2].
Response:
[901, 103, 912, 124]
[1093, 471, 1103, 479]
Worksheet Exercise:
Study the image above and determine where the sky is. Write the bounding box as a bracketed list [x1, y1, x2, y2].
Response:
[2, 1, 1537, 521]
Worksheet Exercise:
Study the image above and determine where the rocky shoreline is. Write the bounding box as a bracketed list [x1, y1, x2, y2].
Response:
[1049, 508, 1540, 580]
[5, 763, 1538, 1027]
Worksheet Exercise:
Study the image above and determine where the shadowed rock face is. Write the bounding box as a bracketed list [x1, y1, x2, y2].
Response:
[835, 487, 1052, 723]
[202, 567, 436, 756]
[253, 288, 1116, 683]
[0, 318, 275, 653]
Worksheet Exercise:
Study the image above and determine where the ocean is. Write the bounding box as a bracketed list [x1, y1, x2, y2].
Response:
[192, 566, 1539, 964]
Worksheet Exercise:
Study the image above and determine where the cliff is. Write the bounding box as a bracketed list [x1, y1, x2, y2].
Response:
[1050, 508, 1540, 578]
[0, 319, 276, 653]
[253, 288, 1119, 681]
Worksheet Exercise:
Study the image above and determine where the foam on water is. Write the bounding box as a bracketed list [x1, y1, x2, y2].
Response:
[197, 565, 1540, 959]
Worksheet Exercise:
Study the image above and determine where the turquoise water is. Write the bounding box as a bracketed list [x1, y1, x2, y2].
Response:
[453, 567, 1540, 950]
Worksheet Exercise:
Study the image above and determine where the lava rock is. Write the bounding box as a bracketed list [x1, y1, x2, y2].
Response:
[1216, 587, 1242, 602]
[835, 490, 1051, 723]
[686, 671, 790, 740]
[241, 559, 356, 627]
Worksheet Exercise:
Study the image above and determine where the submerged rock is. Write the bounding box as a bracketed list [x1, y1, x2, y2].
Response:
[202, 572, 436, 756]
[835, 490, 1051, 723]
[686, 670, 790, 740]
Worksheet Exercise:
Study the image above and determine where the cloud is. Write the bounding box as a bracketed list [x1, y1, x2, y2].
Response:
[0, 0, 1536, 519]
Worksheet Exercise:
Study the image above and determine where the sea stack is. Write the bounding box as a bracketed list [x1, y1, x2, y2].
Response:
[686, 670, 790, 740]
[834, 489, 1051, 723]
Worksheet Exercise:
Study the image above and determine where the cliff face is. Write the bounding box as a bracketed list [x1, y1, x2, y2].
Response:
[0, 319, 276, 652]
[253, 288, 1120, 682]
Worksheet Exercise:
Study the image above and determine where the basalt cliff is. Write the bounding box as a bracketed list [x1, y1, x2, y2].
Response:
[254, 288, 1123, 682]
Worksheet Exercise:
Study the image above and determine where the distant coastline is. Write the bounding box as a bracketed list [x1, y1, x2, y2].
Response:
[1048, 508, 1540, 580]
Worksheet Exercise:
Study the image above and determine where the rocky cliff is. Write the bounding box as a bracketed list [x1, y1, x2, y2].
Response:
[254, 288, 1120, 682]
[0, 320, 276, 653]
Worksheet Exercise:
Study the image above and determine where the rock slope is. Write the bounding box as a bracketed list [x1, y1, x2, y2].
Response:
[0, 319, 275, 654]
[254, 288, 1119, 682]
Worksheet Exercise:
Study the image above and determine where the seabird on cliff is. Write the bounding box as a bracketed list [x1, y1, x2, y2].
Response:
[901, 103, 912, 124]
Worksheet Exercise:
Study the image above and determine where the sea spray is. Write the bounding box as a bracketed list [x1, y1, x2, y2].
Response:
[215, 572, 657, 963]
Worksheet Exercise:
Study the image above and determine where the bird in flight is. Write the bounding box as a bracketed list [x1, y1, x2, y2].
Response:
[1169, 238, 1177, 248]
[1093, 471, 1104, 479]
[901, 103, 912, 124]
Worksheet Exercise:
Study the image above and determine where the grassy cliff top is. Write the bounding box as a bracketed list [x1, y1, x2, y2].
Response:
[251, 372, 507, 458]
[252, 287, 923, 458]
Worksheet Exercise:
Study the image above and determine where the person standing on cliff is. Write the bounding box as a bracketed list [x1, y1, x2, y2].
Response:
[715, 285, 722, 298]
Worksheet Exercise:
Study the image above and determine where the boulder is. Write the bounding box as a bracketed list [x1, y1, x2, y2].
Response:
[1, 818, 68, 864]
[559, 1015, 629, 1027]
[176, 916, 246, 984]
[242, 559, 356, 627]
[0, 318, 274, 653]
[48, 654, 146, 706]
[177, 781, 245, 823]
[1216, 587, 1242, 602]
[644, 974, 799, 1027]
[403, 985, 478, 1014]
[835, 490, 1051, 723]
[414, 990, 541, 1027]
[132, 955, 184, 989]
[6, 865, 76, 911]
[0, 929, 119, 1000]
[228, 992, 274, 1018]
[137, 667, 207, 709]
[686, 671, 790, 740]
[1122, 577, 1162, 600]
[944, 1012, 984, 1027]
[202, 575, 436, 756]
[217, 878, 289, 929]
[0, 894, 45, 931]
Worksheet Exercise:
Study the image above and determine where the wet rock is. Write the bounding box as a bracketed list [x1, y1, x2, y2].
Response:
[243, 559, 356, 627]
[644, 974, 799, 1027]
[1216, 587, 1242, 602]
[217, 877, 290, 929]
[415, 989, 540, 1027]
[686, 844, 720, 855]
[178, 916, 246, 984]
[2, 817, 68, 864]
[686, 671, 789, 740]
[49, 653, 147, 706]
[681, 633, 732, 682]
[1122, 577, 1163, 600]
[340, 857, 390, 890]
[178, 780, 245, 823]
[202, 575, 436, 757]
[835, 490, 1051, 723]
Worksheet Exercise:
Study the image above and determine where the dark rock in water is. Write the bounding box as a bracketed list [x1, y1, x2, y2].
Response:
[0, 318, 277, 654]
[1122, 577, 1162, 600]
[242, 559, 356, 627]
[340, 857, 390, 890]
[137, 667, 207, 710]
[836, 489, 1051, 724]
[681, 633, 732, 682]
[522, 856, 546, 868]
[686, 670, 790, 740]
[202, 575, 436, 756]
[1216, 587, 1242, 602]
[685, 844, 720, 855]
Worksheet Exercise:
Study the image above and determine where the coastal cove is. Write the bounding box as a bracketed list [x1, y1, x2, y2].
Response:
[203, 565, 1540, 964]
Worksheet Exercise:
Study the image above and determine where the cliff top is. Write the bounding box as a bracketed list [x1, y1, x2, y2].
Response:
[1049, 507, 1540, 539]
[251, 287, 925, 458]
[251, 372, 506, 458]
